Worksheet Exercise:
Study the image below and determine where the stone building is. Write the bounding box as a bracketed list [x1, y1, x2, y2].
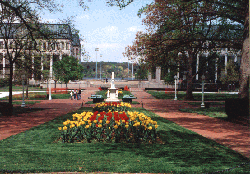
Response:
[0, 23, 81, 81]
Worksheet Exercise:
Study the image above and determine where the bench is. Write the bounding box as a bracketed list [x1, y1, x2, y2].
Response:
[88, 95, 104, 103]
[122, 95, 137, 103]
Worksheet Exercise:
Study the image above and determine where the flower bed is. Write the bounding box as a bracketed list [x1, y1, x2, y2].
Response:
[58, 110, 158, 143]
[93, 102, 131, 112]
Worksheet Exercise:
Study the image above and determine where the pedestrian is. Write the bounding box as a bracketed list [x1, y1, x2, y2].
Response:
[73, 89, 77, 100]
[70, 90, 73, 100]
[78, 88, 81, 100]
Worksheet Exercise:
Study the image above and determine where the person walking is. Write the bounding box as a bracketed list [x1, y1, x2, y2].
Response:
[73, 89, 77, 100]
[70, 90, 73, 100]
[78, 88, 81, 100]
[76, 89, 78, 100]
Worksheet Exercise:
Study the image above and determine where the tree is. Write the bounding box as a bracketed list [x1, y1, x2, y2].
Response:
[53, 55, 84, 87]
[125, 0, 244, 100]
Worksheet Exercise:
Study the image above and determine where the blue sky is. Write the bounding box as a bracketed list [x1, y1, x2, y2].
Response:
[38, 0, 154, 63]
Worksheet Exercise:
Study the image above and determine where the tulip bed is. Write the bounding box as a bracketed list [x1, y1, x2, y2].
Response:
[58, 109, 158, 143]
[93, 102, 131, 112]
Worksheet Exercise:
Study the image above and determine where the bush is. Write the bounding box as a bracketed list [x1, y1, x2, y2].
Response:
[0, 77, 9, 87]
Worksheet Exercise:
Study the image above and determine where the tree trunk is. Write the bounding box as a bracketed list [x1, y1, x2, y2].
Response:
[54, 80, 57, 93]
[186, 51, 194, 100]
[238, 7, 249, 100]
[8, 60, 13, 115]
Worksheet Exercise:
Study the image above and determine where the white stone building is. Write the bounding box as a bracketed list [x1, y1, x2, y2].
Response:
[0, 23, 81, 81]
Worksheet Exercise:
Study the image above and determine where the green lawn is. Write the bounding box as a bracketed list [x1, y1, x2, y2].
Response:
[180, 107, 228, 119]
[0, 86, 46, 92]
[0, 92, 70, 100]
[147, 91, 239, 101]
[0, 107, 249, 173]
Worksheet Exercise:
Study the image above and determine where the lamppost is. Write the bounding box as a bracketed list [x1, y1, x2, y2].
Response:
[49, 76, 52, 100]
[201, 74, 205, 108]
[21, 74, 26, 107]
[100, 54, 102, 80]
[95, 48, 99, 79]
[174, 75, 178, 100]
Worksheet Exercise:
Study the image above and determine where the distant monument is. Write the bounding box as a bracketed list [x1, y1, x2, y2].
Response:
[105, 72, 120, 102]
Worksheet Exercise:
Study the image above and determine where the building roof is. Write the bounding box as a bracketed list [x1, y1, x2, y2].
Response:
[0, 23, 73, 40]
[72, 34, 81, 46]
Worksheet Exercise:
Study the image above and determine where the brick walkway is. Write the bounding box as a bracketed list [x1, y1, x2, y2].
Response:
[130, 88, 250, 158]
[0, 88, 98, 140]
[0, 87, 249, 159]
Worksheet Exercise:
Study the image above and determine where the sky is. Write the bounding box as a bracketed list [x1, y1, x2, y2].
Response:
[38, 0, 154, 63]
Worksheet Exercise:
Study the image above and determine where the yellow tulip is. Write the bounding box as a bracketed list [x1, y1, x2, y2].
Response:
[125, 125, 129, 129]
[114, 125, 118, 129]
[58, 127, 62, 131]
[63, 126, 67, 130]
[85, 125, 90, 129]
[94, 120, 97, 123]
[99, 120, 103, 123]
[155, 125, 158, 129]
[106, 120, 110, 124]
[148, 126, 152, 130]
[98, 124, 102, 128]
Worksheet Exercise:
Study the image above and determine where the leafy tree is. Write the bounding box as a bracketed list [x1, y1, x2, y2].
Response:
[125, 0, 244, 100]
[219, 60, 240, 84]
[53, 55, 84, 87]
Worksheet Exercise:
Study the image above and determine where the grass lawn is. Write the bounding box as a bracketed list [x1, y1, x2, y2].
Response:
[147, 91, 239, 101]
[0, 92, 70, 100]
[180, 107, 228, 119]
[0, 86, 47, 92]
[0, 107, 249, 173]
[187, 102, 225, 105]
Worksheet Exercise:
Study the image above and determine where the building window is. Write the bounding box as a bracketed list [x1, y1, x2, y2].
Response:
[61, 42, 64, 50]
[66, 43, 69, 50]
[43, 42, 46, 50]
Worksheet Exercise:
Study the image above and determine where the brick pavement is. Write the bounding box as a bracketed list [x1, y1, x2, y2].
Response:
[130, 88, 250, 158]
[0, 87, 249, 159]
[0, 88, 98, 141]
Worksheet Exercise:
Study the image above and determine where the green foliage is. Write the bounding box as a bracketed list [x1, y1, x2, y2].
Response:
[53, 55, 85, 84]
[163, 71, 175, 84]
[219, 60, 240, 83]
[0, 77, 9, 87]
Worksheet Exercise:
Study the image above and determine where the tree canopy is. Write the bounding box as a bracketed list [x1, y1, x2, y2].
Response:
[53, 55, 84, 85]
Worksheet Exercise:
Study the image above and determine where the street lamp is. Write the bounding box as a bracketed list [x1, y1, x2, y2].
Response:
[95, 48, 99, 79]
[201, 74, 205, 108]
[21, 74, 26, 107]
[49, 76, 52, 100]
[100, 54, 102, 80]
[174, 75, 178, 100]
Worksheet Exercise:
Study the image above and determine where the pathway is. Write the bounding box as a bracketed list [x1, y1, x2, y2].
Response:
[0, 87, 249, 159]
[131, 88, 250, 158]
[0, 88, 98, 140]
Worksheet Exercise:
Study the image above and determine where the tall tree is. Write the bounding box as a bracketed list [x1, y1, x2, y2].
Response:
[53, 55, 84, 87]
[125, 0, 243, 100]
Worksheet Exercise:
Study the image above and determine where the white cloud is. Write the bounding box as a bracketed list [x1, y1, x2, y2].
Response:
[76, 14, 90, 20]
[127, 26, 144, 32]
